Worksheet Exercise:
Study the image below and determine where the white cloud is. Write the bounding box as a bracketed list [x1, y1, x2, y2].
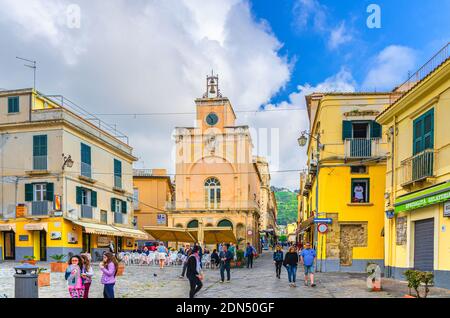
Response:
[328, 22, 353, 50]
[362, 45, 417, 91]
[292, 0, 353, 50]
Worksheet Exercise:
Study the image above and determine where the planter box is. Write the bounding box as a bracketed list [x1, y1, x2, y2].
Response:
[21, 260, 37, 265]
[38, 273, 50, 287]
[51, 262, 68, 272]
[117, 263, 125, 276]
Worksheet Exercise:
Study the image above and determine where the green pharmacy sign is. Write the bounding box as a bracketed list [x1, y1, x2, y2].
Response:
[395, 182, 450, 213]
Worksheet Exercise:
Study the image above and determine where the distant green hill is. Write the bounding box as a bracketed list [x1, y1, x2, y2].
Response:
[274, 190, 298, 226]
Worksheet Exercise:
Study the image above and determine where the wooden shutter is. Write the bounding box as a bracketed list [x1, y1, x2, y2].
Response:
[81, 143, 91, 165]
[121, 200, 127, 214]
[342, 121, 353, 140]
[111, 198, 116, 212]
[25, 184, 33, 202]
[370, 121, 382, 138]
[33, 135, 47, 156]
[46, 183, 54, 201]
[91, 191, 97, 207]
[76, 187, 83, 204]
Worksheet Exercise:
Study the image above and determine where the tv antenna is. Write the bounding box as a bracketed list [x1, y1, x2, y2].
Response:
[16, 56, 37, 90]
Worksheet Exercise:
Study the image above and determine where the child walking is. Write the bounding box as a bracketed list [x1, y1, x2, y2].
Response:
[65, 255, 85, 298]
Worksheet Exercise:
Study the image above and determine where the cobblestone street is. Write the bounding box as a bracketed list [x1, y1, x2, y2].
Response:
[1, 251, 449, 298]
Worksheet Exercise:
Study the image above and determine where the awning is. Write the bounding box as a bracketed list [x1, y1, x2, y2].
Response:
[202, 227, 236, 244]
[0, 224, 16, 232]
[72, 221, 122, 237]
[144, 226, 197, 242]
[113, 226, 149, 240]
[298, 216, 315, 232]
[24, 223, 48, 231]
[395, 181, 450, 213]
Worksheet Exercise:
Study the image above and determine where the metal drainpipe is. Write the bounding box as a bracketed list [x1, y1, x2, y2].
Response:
[389, 116, 397, 278]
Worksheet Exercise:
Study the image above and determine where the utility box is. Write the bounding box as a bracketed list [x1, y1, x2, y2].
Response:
[14, 263, 38, 298]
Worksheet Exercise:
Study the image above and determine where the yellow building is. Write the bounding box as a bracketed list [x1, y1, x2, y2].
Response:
[300, 92, 391, 272]
[145, 74, 264, 249]
[132, 168, 174, 242]
[287, 222, 297, 244]
[377, 44, 450, 289]
[0, 89, 146, 262]
[297, 172, 314, 244]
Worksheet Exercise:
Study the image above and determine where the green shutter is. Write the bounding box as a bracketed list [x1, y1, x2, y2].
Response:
[111, 198, 116, 212]
[370, 121, 382, 138]
[33, 135, 47, 156]
[46, 183, 54, 201]
[81, 143, 91, 165]
[91, 191, 97, 207]
[76, 187, 82, 204]
[121, 200, 127, 214]
[8, 96, 19, 113]
[342, 121, 352, 140]
[25, 184, 33, 202]
[114, 159, 122, 175]
[413, 109, 434, 155]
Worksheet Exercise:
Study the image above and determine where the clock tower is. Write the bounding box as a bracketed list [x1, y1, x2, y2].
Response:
[195, 72, 236, 133]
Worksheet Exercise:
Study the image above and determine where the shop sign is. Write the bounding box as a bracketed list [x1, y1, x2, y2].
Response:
[444, 201, 450, 217]
[97, 236, 110, 247]
[395, 187, 450, 214]
[50, 231, 62, 240]
[19, 235, 29, 241]
[247, 230, 253, 236]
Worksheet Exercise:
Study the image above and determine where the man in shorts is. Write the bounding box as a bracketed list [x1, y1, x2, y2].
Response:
[300, 242, 316, 287]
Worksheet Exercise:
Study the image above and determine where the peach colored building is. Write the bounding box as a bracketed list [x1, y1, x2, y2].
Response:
[164, 74, 264, 249]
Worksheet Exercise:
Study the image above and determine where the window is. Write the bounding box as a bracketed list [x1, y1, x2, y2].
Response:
[100, 210, 108, 224]
[187, 219, 199, 228]
[114, 159, 122, 188]
[217, 219, 233, 229]
[115, 199, 121, 213]
[342, 120, 382, 140]
[413, 109, 434, 155]
[81, 143, 92, 178]
[34, 183, 47, 201]
[133, 188, 139, 210]
[111, 198, 126, 214]
[76, 187, 97, 207]
[351, 179, 370, 203]
[353, 123, 369, 139]
[8, 96, 19, 113]
[33, 135, 47, 170]
[204, 177, 221, 208]
[351, 166, 367, 174]
[81, 188, 91, 206]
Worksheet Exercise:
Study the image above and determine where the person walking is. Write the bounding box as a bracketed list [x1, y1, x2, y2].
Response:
[179, 243, 192, 278]
[186, 245, 203, 298]
[80, 254, 94, 298]
[273, 244, 284, 279]
[211, 249, 220, 268]
[283, 246, 299, 287]
[65, 255, 85, 298]
[157, 242, 168, 269]
[300, 242, 317, 287]
[100, 252, 118, 298]
[244, 242, 256, 269]
[219, 244, 233, 283]
[228, 242, 236, 261]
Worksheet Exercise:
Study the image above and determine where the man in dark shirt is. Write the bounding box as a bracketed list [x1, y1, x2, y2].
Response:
[219, 244, 233, 283]
[186, 245, 203, 298]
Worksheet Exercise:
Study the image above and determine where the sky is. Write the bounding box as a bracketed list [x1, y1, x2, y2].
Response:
[0, 0, 449, 189]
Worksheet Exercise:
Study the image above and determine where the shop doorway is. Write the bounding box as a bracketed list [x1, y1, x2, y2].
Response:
[414, 218, 434, 272]
[82, 233, 91, 254]
[115, 236, 123, 253]
[3, 231, 16, 260]
[39, 231, 47, 261]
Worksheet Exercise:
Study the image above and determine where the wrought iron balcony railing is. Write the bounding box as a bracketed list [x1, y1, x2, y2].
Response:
[31, 201, 51, 216]
[401, 149, 436, 186]
[344, 138, 384, 158]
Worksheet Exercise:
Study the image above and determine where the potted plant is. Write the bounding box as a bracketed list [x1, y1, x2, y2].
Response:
[403, 270, 434, 298]
[236, 250, 245, 268]
[21, 255, 37, 265]
[37, 268, 50, 287]
[50, 254, 68, 272]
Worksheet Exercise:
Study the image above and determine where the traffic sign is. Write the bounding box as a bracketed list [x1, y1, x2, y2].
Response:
[314, 218, 332, 224]
[317, 223, 328, 233]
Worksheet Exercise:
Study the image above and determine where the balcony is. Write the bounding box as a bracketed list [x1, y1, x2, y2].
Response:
[30, 201, 51, 216]
[81, 205, 93, 219]
[165, 200, 260, 211]
[33, 155, 47, 171]
[344, 138, 384, 159]
[114, 213, 123, 224]
[401, 149, 436, 186]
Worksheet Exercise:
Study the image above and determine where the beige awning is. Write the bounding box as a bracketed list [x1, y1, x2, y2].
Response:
[298, 216, 315, 233]
[0, 224, 16, 232]
[24, 223, 48, 231]
[113, 226, 149, 240]
[143, 226, 197, 243]
[72, 221, 122, 237]
[202, 227, 236, 244]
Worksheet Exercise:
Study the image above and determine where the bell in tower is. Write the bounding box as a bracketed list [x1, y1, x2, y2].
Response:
[203, 71, 222, 98]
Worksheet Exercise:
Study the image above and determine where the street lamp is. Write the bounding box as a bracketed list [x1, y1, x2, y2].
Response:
[297, 133, 308, 147]
[62, 153, 74, 170]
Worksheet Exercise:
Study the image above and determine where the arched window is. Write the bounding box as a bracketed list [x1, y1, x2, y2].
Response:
[217, 219, 233, 229]
[205, 177, 221, 209]
[187, 220, 199, 228]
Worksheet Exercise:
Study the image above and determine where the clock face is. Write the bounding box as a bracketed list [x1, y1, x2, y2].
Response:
[206, 113, 219, 126]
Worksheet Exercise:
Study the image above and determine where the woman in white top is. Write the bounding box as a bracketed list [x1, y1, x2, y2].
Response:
[157, 242, 168, 269]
